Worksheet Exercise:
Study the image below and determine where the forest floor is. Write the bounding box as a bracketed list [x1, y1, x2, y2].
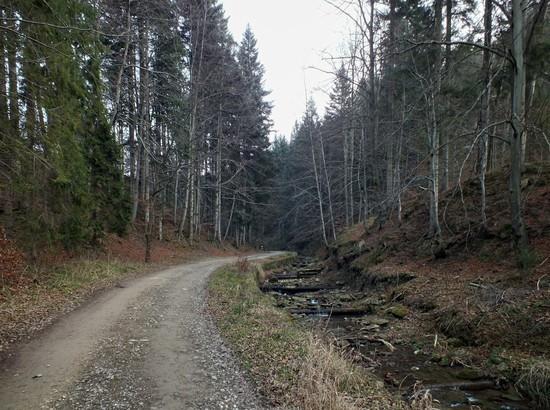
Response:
[0, 252, 281, 410]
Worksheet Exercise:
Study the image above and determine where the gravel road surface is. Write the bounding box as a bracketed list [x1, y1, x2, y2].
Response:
[0, 254, 279, 409]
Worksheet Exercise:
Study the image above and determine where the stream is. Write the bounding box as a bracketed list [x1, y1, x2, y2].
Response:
[261, 258, 532, 410]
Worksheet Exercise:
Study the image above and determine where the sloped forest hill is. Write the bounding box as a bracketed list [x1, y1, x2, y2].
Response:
[323, 163, 549, 405]
[330, 163, 550, 268]
[0, 0, 274, 265]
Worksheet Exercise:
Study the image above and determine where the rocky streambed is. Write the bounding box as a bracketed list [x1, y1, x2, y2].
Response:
[260, 257, 531, 410]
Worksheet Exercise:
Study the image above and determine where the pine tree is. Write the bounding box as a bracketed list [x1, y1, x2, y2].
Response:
[235, 26, 272, 244]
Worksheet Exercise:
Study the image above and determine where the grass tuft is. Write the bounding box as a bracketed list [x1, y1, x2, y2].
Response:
[235, 256, 251, 273]
[517, 360, 550, 408]
[296, 335, 396, 410]
[409, 382, 438, 410]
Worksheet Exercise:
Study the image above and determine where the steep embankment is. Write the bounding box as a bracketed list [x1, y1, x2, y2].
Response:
[324, 164, 550, 408]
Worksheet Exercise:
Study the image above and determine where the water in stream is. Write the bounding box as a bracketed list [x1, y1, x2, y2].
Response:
[264, 260, 532, 410]
[311, 314, 530, 410]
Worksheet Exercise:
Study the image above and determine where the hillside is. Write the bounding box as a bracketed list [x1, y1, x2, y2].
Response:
[321, 163, 550, 407]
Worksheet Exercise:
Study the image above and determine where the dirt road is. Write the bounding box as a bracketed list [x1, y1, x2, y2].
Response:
[0, 254, 279, 409]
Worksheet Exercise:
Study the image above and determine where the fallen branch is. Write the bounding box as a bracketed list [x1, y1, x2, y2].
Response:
[422, 380, 496, 391]
[289, 306, 372, 316]
[260, 284, 336, 294]
[346, 336, 396, 351]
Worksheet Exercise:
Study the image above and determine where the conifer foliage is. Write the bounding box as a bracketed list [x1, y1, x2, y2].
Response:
[0, 0, 128, 253]
[0, 0, 273, 254]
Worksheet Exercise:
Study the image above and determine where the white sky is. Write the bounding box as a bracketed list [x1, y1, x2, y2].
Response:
[221, 0, 351, 138]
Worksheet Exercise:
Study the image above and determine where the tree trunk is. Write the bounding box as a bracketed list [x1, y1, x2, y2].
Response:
[441, 0, 452, 192]
[478, 0, 492, 230]
[159, 189, 165, 241]
[319, 130, 337, 241]
[184, 1, 207, 242]
[309, 126, 328, 246]
[224, 192, 236, 241]
[139, 20, 152, 262]
[343, 116, 350, 226]
[0, 9, 11, 222]
[368, 0, 378, 201]
[0, 10, 8, 125]
[349, 57, 356, 224]
[429, 0, 443, 238]
[396, 91, 406, 224]
[129, 46, 139, 223]
[215, 104, 223, 242]
[509, 0, 528, 250]
[174, 167, 180, 225]
[110, 0, 132, 127]
[7, 8, 19, 140]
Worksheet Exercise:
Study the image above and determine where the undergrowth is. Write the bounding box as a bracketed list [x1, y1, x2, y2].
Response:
[517, 360, 550, 408]
[1, 258, 141, 300]
[207, 259, 402, 409]
[44, 259, 141, 294]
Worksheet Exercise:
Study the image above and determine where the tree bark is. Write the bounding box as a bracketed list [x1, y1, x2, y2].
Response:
[7, 8, 19, 140]
[0, 9, 11, 221]
[319, 130, 337, 241]
[441, 0, 452, 192]
[429, 0, 443, 238]
[478, 0, 492, 230]
[110, 0, 132, 127]
[139, 19, 152, 262]
[215, 103, 223, 242]
[309, 123, 328, 246]
[129, 46, 139, 223]
[509, 0, 528, 250]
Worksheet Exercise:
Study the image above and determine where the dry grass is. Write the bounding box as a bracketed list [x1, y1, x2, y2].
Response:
[409, 382, 439, 410]
[46, 258, 141, 293]
[296, 336, 400, 410]
[236, 256, 251, 273]
[517, 360, 550, 408]
[208, 258, 402, 409]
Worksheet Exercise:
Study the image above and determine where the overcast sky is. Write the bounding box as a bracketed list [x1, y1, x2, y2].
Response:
[221, 0, 350, 138]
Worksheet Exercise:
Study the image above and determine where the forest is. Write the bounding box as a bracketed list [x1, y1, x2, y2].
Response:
[0, 0, 272, 260]
[0, 1, 549, 409]
[0, 0, 548, 260]
[272, 0, 549, 255]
